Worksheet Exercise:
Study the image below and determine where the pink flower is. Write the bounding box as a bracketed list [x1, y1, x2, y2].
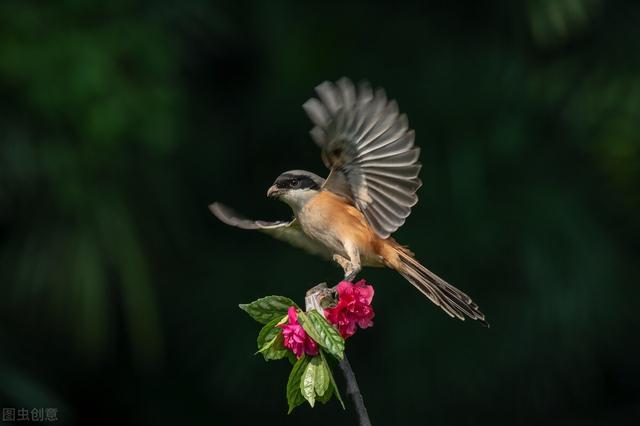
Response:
[324, 279, 375, 339]
[278, 307, 318, 358]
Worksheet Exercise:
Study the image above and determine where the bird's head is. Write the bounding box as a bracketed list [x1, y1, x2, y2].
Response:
[267, 170, 324, 211]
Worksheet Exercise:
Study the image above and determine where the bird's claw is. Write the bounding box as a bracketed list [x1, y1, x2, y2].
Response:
[344, 271, 357, 282]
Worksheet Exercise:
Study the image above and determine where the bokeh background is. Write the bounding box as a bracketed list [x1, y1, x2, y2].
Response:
[1, 0, 639, 425]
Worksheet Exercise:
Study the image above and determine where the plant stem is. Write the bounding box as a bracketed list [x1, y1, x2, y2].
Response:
[305, 283, 372, 426]
[338, 354, 372, 426]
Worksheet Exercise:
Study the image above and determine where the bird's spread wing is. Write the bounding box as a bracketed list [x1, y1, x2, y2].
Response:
[303, 78, 422, 239]
[209, 202, 331, 259]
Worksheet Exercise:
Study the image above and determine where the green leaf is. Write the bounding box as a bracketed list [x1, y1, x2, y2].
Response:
[256, 315, 287, 349]
[317, 381, 333, 404]
[302, 310, 345, 360]
[320, 349, 345, 410]
[287, 355, 310, 414]
[300, 356, 318, 407]
[287, 351, 297, 365]
[239, 296, 297, 324]
[297, 311, 322, 343]
[255, 315, 289, 361]
[259, 333, 289, 361]
[314, 355, 330, 397]
[256, 333, 278, 353]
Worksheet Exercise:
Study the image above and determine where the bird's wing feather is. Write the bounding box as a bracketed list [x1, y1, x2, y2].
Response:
[209, 202, 331, 259]
[303, 77, 422, 239]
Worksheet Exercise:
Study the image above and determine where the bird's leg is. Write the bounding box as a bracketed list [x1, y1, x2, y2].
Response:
[332, 254, 353, 278]
[342, 243, 361, 282]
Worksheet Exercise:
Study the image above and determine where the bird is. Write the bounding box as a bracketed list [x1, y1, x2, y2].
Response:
[210, 78, 487, 326]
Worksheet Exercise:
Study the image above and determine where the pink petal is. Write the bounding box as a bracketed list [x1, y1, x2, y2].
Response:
[287, 306, 298, 324]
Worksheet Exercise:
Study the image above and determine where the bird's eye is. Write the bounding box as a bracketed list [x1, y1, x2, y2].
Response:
[289, 179, 299, 188]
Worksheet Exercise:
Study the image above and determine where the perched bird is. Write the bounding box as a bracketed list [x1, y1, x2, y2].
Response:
[211, 78, 487, 325]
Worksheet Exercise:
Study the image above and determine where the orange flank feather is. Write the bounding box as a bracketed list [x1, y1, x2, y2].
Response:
[301, 190, 395, 267]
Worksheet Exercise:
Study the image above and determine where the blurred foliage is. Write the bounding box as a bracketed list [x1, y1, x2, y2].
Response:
[0, 0, 639, 425]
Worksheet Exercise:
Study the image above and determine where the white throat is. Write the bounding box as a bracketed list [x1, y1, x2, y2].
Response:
[280, 189, 319, 215]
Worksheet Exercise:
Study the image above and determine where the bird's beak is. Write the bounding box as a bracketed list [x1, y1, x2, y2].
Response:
[267, 185, 279, 198]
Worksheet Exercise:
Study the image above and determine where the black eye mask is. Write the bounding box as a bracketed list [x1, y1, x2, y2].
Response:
[275, 175, 320, 191]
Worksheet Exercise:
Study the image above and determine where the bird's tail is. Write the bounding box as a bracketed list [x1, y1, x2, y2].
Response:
[386, 243, 488, 326]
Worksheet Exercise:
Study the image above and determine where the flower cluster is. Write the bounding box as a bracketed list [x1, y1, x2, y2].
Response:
[240, 280, 375, 412]
[277, 279, 375, 358]
[278, 306, 318, 358]
[324, 280, 375, 339]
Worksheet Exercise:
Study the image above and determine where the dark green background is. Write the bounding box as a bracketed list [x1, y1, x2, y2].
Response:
[1, 1, 639, 425]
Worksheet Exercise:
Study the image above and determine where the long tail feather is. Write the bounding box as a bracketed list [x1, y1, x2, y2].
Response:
[392, 248, 488, 326]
